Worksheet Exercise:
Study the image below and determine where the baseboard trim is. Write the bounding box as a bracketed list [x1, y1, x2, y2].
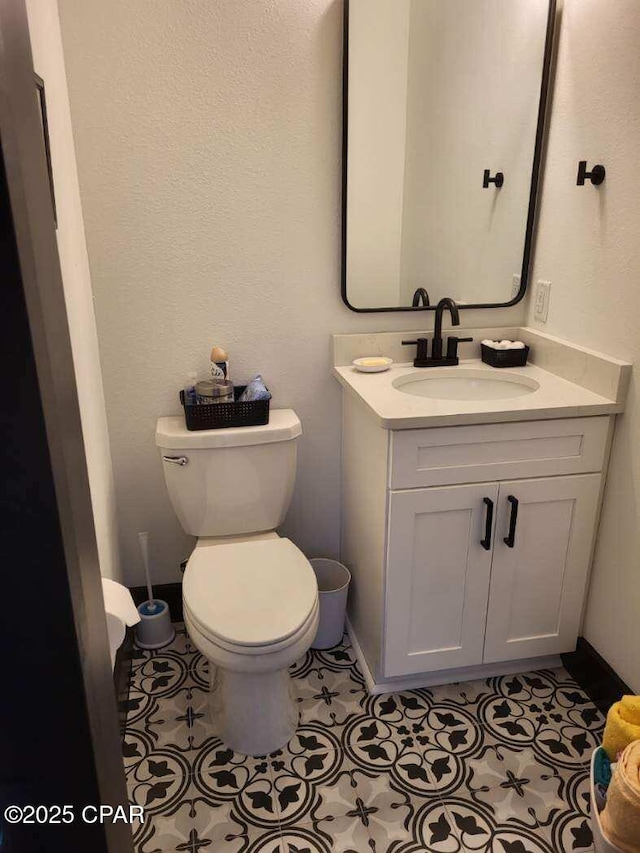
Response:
[368, 656, 563, 695]
[345, 618, 377, 694]
[113, 626, 134, 739]
[347, 625, 631, 707]
[561, 637, 631, 714]
[130, 581, 183, 622]
[345, 619, 561, 695]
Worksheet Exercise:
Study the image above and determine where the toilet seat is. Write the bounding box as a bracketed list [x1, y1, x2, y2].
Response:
[184, 596, 319, 658]
[183, 537, 318, 652]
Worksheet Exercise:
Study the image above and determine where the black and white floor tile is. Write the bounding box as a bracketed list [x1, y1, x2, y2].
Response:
[123, 625, 602, 852]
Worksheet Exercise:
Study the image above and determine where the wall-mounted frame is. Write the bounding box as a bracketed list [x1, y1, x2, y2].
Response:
[341, 0, 557, 313]
[34, 73, 57, 228]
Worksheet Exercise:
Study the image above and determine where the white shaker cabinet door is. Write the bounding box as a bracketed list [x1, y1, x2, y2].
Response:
[384, 483, 498, 677]
[483, 474, 601, 663]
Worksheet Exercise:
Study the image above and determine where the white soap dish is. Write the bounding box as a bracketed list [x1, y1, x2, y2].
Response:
[353, 356, 393, 373]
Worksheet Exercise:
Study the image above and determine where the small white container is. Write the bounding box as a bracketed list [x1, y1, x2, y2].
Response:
[310, 558, 351, 649]
[591, 748, 624, 853]
[353, 356, 393, 373]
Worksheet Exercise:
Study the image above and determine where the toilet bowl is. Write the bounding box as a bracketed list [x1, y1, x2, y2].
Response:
[155, 411, 319, 756]
[182, 535, 319, 755]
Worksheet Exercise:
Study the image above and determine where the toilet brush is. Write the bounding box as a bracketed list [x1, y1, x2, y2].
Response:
[134, 531, 175, 650]
[140, 531, 157, 612]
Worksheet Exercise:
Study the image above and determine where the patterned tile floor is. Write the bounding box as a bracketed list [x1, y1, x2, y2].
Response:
[123, 624, 602, 852]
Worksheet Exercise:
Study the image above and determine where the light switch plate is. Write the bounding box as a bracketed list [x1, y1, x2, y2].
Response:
[512, 274, 521, 299]
[534, 280, 551, 323]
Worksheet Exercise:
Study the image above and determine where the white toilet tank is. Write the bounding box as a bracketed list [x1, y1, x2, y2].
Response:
[155, 410, 302, 537]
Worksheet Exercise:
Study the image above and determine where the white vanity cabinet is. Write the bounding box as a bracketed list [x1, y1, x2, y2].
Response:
[341, 393, 613, 688]
[385, 474, 601, 677]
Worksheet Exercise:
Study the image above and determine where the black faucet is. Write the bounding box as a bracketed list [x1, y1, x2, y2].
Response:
[432, 297, 459, 360]
[402, 297, 473, 367]
[411, 287, 430, 308]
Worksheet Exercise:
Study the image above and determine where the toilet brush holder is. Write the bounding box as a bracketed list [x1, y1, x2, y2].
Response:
[135, 600, 175, 649]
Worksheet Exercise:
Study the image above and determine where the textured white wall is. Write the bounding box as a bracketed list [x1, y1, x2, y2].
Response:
[25, 0, 122, 582]
[526, 0, 640, 690]
[57, 0, 520, 586]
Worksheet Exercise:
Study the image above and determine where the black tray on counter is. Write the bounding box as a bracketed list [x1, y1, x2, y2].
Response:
[480, 344, 529, 368]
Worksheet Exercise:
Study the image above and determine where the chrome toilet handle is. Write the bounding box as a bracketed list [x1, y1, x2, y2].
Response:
[163, 455, 189, 466]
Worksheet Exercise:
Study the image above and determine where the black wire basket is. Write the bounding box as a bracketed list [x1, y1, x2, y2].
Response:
[180, 386, 270, 431]
[481, 344, 530, 368]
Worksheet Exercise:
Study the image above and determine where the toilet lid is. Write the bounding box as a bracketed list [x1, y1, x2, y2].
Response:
[183, 538, 318, 648]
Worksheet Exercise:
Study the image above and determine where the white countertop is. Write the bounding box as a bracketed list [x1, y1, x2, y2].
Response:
[333, 359, 625, 429]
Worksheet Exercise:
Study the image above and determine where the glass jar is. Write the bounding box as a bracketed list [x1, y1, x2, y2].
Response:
[195, 379, 234, 405]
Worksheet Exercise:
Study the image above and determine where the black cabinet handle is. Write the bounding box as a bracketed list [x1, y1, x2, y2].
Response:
[503, 495, 519, 548]
[480, 497, 494, 550]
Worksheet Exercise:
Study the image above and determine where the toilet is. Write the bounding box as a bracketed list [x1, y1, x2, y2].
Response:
[155, 410, 319, 756]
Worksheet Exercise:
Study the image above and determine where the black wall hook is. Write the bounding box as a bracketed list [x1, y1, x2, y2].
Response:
[483, 169, 504, 188]
[577, 161, 606, 186]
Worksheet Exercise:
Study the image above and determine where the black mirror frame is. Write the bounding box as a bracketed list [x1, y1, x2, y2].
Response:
[341, 0, 557, 313]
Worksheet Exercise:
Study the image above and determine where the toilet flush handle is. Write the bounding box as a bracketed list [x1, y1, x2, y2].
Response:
[163, 455, 189, 466]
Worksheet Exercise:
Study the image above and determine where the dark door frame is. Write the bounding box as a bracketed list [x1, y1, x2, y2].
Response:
[0, 1, 132, 851]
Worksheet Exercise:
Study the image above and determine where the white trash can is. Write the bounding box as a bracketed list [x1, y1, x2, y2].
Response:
[310, 558, 351, 649]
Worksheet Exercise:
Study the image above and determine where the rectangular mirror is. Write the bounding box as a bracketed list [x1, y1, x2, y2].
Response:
[342, 0, 555, 312]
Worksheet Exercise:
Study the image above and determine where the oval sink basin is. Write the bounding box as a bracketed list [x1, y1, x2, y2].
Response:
[393, 369, 540, 401]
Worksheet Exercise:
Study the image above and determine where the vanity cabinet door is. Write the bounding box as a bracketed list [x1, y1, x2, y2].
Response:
[483, 474, 601, 664]
[384, 483, 498, 677]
